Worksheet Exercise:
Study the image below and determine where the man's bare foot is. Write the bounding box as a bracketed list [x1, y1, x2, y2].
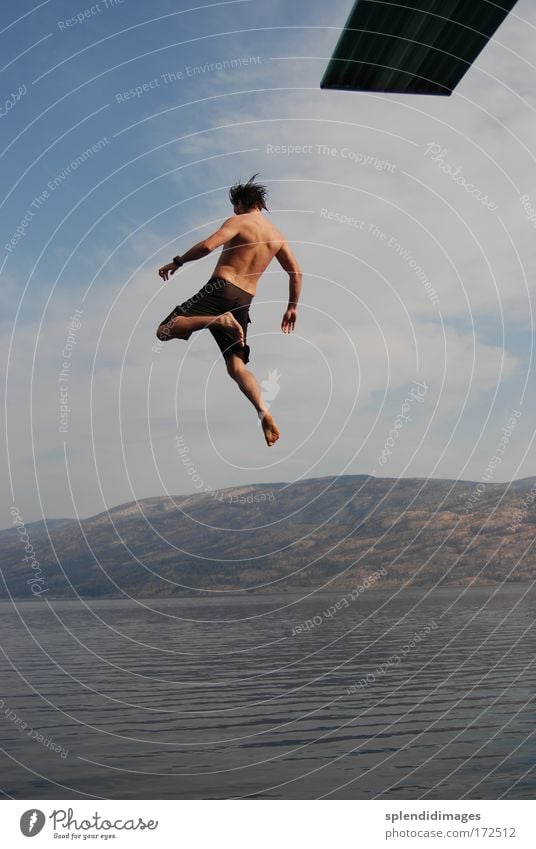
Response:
[258, 411, 280, 447]
[213, 311, 244, 345]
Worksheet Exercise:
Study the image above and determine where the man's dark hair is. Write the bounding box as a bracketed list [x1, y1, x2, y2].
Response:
[229, 174, 269, 211]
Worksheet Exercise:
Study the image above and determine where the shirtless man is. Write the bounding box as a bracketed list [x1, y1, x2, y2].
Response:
[156, 175, 302, 447]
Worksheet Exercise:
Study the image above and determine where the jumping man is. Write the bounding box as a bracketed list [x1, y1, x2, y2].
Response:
[156, 175, 302, 447]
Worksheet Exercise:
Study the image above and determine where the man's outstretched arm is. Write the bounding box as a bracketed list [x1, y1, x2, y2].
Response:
[276, 241, 302, 333]
[158, 217, 240, 281]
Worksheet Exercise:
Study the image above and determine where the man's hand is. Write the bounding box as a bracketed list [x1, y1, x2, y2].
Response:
[281, 307, 297, 333]
[158, 260, 180, 281]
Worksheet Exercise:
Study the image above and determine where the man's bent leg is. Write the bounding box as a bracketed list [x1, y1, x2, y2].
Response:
[226, 354, 280, 447]
[156, 312, 244, 343]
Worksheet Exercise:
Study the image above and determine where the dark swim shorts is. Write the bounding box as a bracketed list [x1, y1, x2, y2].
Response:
[160, 276, 253, 364]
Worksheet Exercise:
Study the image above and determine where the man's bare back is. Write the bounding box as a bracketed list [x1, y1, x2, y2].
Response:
[159, 206, 301, 301]
[210, 210, 292, 296]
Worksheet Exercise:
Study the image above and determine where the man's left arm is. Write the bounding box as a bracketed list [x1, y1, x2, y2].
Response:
[275, 240, 302, 333]
[158, 217, 240, 281]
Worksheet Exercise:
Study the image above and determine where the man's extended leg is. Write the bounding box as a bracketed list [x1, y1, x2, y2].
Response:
[156, 311, 244, 343]
[226, 354, 280, 447]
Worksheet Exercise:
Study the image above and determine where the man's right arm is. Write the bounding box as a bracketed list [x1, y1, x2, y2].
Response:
[276, 241, 302, 333]
[158, 217, 240, 281]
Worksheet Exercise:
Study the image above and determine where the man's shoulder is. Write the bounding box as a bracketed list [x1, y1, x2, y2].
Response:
[256, 216, 285, 241]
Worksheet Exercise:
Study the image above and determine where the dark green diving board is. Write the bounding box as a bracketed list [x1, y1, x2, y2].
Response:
[321, 0, 519, 95]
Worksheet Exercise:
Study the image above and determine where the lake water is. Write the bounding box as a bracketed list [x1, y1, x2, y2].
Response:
[1, 584, 535, 799]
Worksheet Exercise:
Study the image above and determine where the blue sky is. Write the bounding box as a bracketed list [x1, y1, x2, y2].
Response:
[2, 0, 536, 524]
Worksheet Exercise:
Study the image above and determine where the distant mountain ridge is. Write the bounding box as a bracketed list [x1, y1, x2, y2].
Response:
[2, 474, 535, 599]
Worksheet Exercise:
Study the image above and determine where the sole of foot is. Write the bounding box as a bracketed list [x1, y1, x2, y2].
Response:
[214, 312, 244, 345]
[259, 411, 280, 447]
